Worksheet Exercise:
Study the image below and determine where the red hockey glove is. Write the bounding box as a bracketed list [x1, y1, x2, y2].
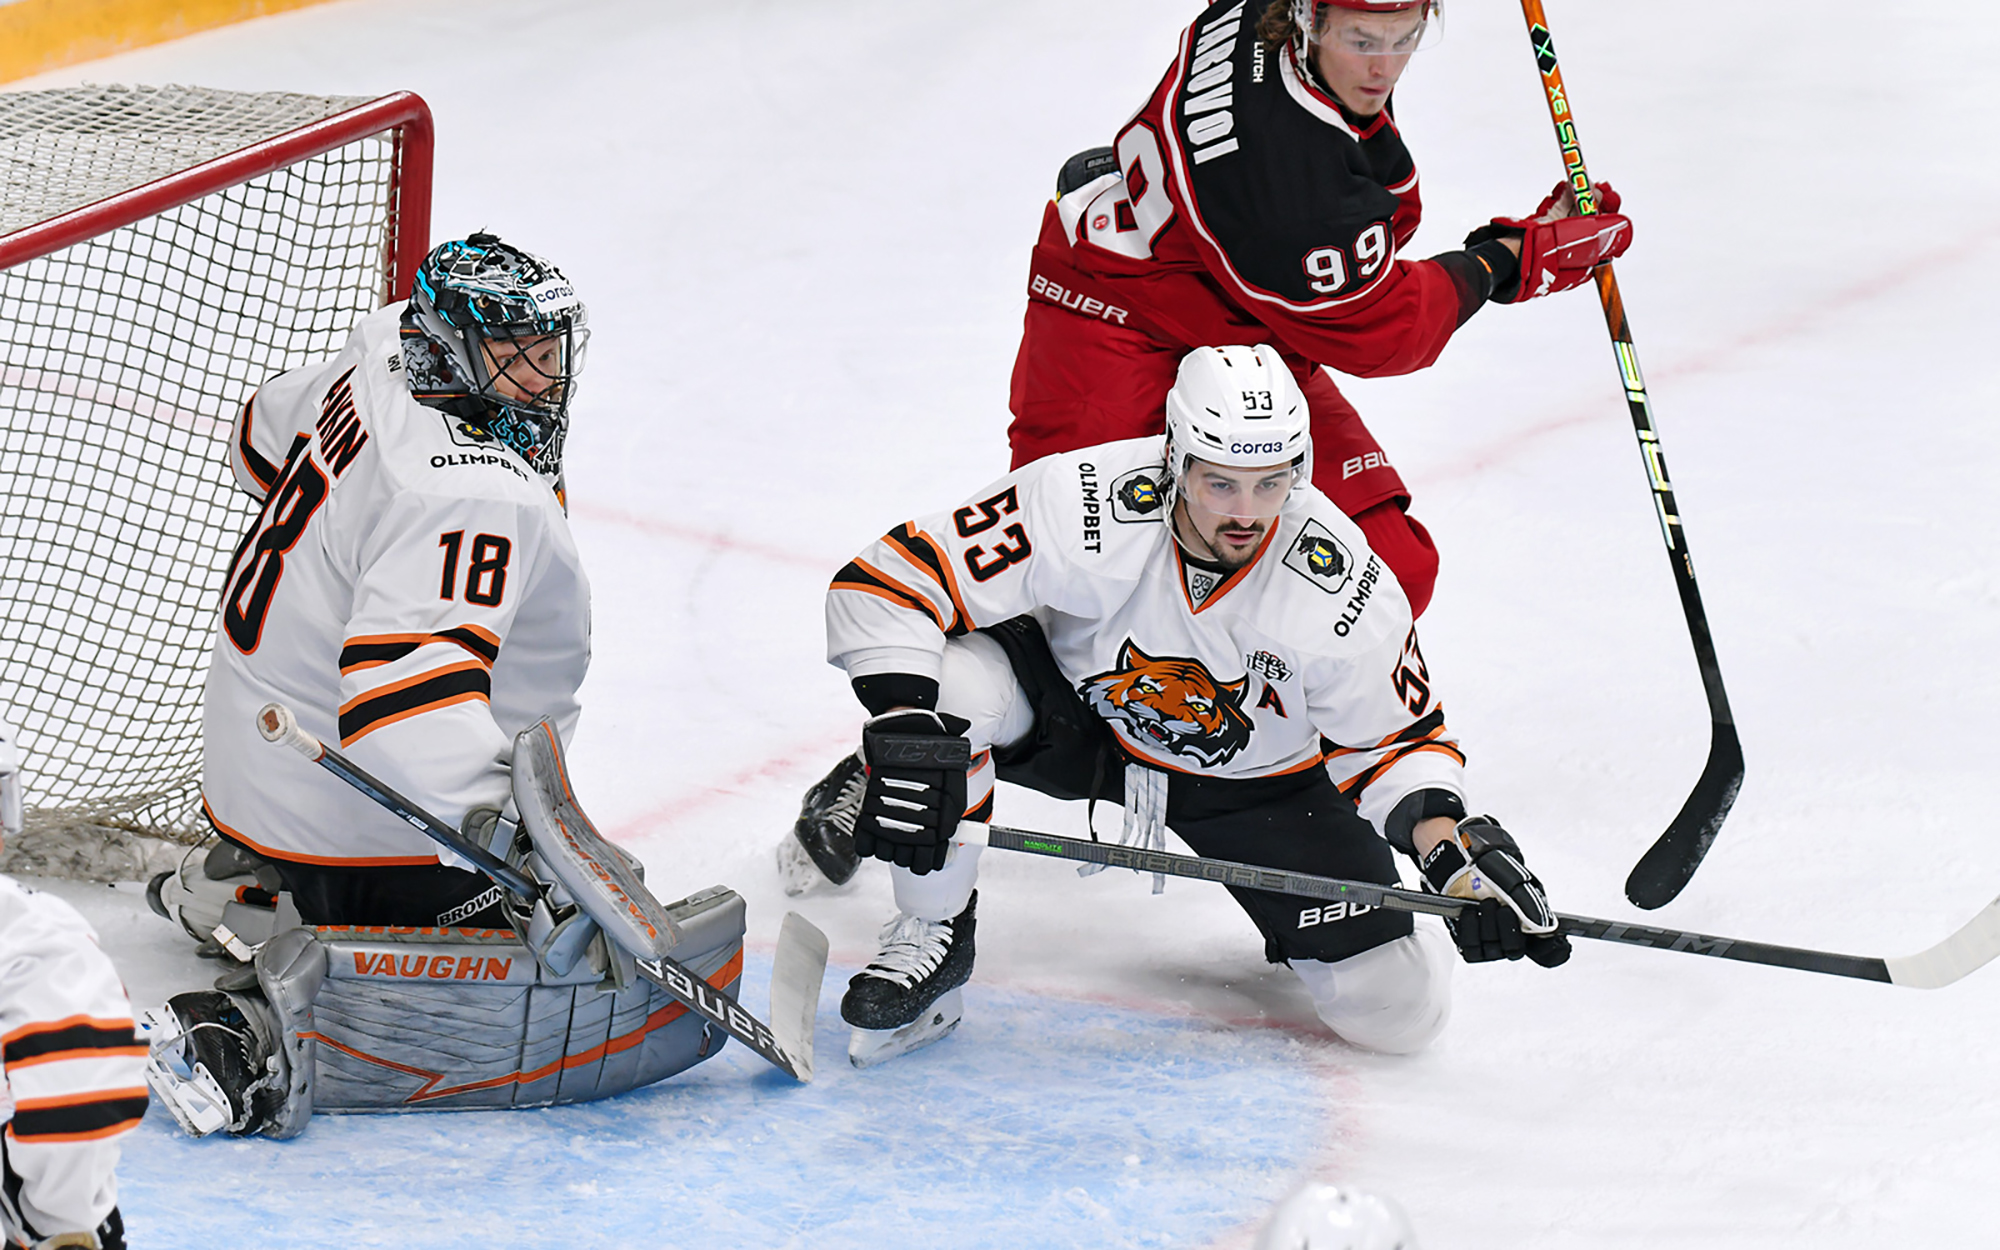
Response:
[1466, 179, 1631, 303]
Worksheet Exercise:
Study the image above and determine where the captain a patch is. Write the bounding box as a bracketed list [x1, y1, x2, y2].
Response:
[1283, 518, 1355, 595]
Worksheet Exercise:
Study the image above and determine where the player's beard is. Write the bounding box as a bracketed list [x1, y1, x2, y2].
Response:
[1174, 500, 1268, 570]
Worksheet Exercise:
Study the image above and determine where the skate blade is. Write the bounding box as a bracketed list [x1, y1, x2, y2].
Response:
[848, 987, 963, 1069]
[776, 831, 830, 898]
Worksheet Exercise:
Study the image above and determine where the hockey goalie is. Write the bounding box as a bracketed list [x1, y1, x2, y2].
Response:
[1, 720, 145, 1250]
[143, 236, 746, 1137]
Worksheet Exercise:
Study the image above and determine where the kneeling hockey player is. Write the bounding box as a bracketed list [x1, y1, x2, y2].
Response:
[826, 344, 1568, 1065]
[0, 719, 144, 1250]
[143, 236, 748, 1137]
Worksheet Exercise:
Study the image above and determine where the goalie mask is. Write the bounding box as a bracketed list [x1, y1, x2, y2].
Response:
[405, 233, 589, 480]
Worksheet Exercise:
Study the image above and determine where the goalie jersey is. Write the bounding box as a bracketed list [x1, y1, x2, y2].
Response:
[826, 438, 1466, 832]
[203, 305, 590, 866]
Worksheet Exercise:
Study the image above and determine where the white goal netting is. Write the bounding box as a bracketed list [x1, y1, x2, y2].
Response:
[0, 85, 417, 878]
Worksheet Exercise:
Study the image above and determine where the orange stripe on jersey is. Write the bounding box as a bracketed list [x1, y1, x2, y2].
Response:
[909, 526, 975, 635]
[885, 525, 968, 635]
[203, 797, 444, 868]
[341, 627, 502, 673]
[338, 657, 491, 746]
[832, 562, 943, 629]
[854, 557, 948, 631]
[5, 1087, 149, 1143]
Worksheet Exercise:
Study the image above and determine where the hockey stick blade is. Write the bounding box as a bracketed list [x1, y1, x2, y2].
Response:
[981, 825, 2000, 988]
[254, 702, 817, 1081]
[769, 911, 830, 1083]
[1625, 719, 1743, 910]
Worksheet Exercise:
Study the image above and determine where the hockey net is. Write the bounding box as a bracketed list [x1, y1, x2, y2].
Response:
[0, 84, 431, 879]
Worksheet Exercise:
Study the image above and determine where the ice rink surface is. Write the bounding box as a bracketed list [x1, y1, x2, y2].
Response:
[16, 0, 2000, 1245]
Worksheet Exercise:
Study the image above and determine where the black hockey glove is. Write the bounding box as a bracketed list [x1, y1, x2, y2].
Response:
[1417, 816, 1571, 968]
[856, 710, 971, 876]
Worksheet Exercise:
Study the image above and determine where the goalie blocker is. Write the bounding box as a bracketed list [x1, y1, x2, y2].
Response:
[143, 715, 784, 1137]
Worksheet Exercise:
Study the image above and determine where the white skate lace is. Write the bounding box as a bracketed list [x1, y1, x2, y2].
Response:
[825, 763, 866, 833]
[861, 912, 952, 988]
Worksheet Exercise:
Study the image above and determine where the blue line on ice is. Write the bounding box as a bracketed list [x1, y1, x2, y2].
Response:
[117, 955, 1338, 1249]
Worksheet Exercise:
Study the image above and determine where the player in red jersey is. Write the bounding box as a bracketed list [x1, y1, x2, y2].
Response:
[1010, 0, 1631, 617]
[777, 0, 1631, 894]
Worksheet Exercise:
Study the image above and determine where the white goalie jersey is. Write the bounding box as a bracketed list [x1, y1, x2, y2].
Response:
[202, 305, 590, 866]
[827, 437, 1467, 831]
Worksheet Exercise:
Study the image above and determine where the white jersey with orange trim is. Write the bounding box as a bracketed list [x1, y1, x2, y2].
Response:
[202, 304, 590, 866]
[0, 875, 145, 1244]
[825, 437, 1466, 830]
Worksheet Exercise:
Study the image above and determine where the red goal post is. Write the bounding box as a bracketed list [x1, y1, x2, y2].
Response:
[0, 85, 433, 872]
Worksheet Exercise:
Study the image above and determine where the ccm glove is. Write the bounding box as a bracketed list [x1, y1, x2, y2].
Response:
[856, 710, 970, 875]
[1417, 815, 1571, 967]
[1467, 178, 1631, 303]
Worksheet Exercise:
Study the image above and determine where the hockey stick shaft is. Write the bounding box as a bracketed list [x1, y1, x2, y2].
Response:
[254, 703, 812, 1080]
[983, 826, 1917, 985]
[1517, 0, 1744, 910]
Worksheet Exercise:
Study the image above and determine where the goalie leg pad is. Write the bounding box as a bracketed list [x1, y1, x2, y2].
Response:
[302, 885, 745, 1115]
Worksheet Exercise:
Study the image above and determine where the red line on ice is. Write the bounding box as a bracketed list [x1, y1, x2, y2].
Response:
[568, 502, 838, 571]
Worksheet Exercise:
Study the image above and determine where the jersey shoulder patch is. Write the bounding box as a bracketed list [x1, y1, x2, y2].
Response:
[1282, 516, 1356, 594]
[1111, 466, 1169, 524]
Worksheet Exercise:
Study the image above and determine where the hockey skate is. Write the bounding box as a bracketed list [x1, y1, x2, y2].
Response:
[843, 892, 976, 1068]
[776, 752, 865, 896]
[140, 990, 284, 1137]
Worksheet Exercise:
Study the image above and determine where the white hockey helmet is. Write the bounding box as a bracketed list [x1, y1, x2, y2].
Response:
[1253, 1183, 1420, 1250]
[1163, 343, 1311, 485]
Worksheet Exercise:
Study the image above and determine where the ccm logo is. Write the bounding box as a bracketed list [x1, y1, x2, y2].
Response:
[1230, 440, 1286, 455]
[1297, 900, 1375, 928]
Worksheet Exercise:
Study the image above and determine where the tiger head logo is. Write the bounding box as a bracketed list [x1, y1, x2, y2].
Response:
[1080, 640, 1253, 767]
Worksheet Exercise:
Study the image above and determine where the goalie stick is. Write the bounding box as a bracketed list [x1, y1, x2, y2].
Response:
[254, 703, 824, 1081]
[1516, 0, 1744, 912]
[980, 825, 2000, 989]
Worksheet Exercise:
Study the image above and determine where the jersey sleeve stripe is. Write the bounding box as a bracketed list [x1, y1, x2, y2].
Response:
[907, 526, 976, 635]
[236, 393, 279, 493]
[855, 558, 950, 631]
[1323, 708, 1449, 757]
[338, 661, 492, 746]
[831, 562, 945, 631]
[3, 1019, 138, 1065]
[436, 624, 502, 663]
[340, 628, 502, 674]
[5, 1089, 148, 1142]
[886, 525, 970, 636]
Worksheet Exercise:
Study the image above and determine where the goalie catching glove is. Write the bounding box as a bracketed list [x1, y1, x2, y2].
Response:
[855, 710, 970, 876]
[1468, 178, 1632, 303]
[1418, 815, 1571, 968]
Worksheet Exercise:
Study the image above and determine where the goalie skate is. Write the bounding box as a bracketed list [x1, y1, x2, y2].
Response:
[778, 752, 864, 895]
[842, 892, 976, 1067]
[140, 990, 282, 1137]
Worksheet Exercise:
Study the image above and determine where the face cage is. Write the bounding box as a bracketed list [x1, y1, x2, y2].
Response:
[464, 321, 587, 418]
[1296, 0, 1444, 58]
